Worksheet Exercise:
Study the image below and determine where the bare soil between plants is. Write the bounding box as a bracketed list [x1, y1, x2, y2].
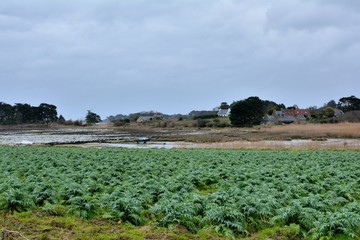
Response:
[1, 123, 360, 150]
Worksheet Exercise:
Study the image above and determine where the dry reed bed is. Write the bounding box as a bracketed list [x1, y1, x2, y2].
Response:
[177, 139, 360, 150]
[181, 123, 360, 143]
[177, 123, 360, 150]
[261, 123, 360, 139]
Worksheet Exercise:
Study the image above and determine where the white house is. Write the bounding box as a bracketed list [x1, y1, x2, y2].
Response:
[136, 116, 153, 123]
[217, 108, 231, 117]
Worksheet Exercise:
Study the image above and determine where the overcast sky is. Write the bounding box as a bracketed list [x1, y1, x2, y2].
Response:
[1, 0, 359, 119]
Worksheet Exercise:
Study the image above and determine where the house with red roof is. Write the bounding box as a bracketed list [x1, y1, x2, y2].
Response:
[263, 108, 311, 124]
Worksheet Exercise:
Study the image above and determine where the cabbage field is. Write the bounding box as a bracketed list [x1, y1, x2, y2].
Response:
[0, 146, 359, 239]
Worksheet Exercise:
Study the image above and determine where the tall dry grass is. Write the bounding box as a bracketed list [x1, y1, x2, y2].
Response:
[260, 123, 360, 139]
[176, 123, 360, 150]
[177, 139, 360, 150]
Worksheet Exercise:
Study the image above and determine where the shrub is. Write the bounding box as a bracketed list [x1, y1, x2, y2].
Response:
[196, 119, 209, 128]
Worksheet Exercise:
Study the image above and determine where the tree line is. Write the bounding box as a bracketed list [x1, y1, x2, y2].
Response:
[229, 95, 360, 127]
[0, 102, 59, 125]
[2, 95, 359, 126]
[0, 102, 104, 126]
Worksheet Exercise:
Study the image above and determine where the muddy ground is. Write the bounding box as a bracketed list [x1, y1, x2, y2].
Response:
[0, 125, 204, 145]
[1, 124, 360, 150]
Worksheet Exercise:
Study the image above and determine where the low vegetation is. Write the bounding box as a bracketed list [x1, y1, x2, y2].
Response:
[154, 123, 360, 146]
[0, 146, 359, 239]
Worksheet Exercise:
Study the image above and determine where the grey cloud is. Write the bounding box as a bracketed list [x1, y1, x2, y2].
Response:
[1, 0, 359, 119]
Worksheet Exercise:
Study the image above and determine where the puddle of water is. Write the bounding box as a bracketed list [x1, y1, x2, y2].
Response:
[83, 142, 176, 149]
